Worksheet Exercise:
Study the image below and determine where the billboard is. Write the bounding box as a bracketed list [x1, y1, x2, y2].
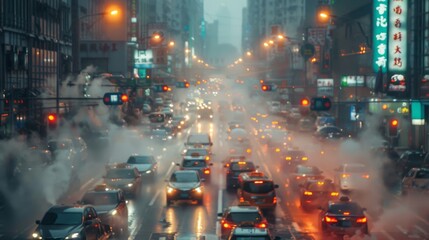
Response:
[372, 0, 388, 73]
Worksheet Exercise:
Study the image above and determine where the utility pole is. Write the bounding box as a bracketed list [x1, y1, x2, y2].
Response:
[71, 0, 79, 74]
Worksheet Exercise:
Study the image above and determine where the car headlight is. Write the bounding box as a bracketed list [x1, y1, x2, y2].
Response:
[194, 186, 202, 193]
[167, 186, 175, 194]
[65, 232, 80, 239]
[127, 183, 133, 187]
[32, 232, 42, 239]
[146, 170, 152, 174]
[168, 136, 173, 140]
[110, 209, 117, 216]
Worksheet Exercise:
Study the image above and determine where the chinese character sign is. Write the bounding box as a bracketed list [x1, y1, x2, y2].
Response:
[373, 0, 388, 73]
[388, 0, 407, 72]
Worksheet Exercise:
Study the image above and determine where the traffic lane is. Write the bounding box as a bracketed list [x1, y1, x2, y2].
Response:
[131, 157, 222, 239]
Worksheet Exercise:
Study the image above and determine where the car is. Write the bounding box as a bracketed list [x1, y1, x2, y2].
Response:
[32, 205, 112, 240]
[184, 133, 213, 153]
[237, 172, 279, 210]
[298, 118, 314, 132]
[79, 185, 128, 234]
[300, 179, 339, 211]
[228, 128, 252, 157]
[225, 160, 258, 190]
[227, 226, 280, 240]
[288, 165, 324, 189]
[197, 107, 214, 120]
[280, 148, 308, 168]
[183, 148, 211, 162]
[126, 155, 158, 179]
[269, 101, 281, 114]
[313, 126, 345, 141]
[396, 150, 426, 177]
[218, 204, 268, 238]
[314, 115, 336, 130]
[177, 158, 213, 181]
[401, 167, 429, 195]
[333, 163, 370, 192]
[103, 165, 142, 198]
[227, 122, 245, 133]
[149, 128, 173, 141]
[47, 137, 88, 167]
[319, 196, 369, 237]
[166, 170, 204, 206]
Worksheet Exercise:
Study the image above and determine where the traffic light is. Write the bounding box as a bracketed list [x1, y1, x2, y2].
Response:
[301, 98, 310, 107]
[389, 118, 399, 137]
[153, 85, 169, 92]
[103, 92, 127, 105]
[47, 113, 58, 130]
[310, 97, 332, 111]
[146, 69, 152, 79]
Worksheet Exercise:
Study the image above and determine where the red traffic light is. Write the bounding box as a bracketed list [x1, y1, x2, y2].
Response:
[261, 84, 273, 91]
[121, 94, 129, 102]
[301, 98, 310, 106]
[390, 119, 398, 126]
[389, 118, 399, 137]
[47, 114, 56, 122]
[185, 82, 190, 88]
[162, 85, 169, 92]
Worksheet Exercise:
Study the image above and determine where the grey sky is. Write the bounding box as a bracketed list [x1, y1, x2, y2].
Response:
[204, 0, 247, 50]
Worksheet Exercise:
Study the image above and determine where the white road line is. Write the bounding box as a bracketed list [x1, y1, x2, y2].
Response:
[149, 189, 161, 206]
[292, 222, 301, 232]
[164, 162, 176, 179]
[414, 225, 428, 236]
[262, 162, 272, 178]
[393, 195, 429, 227]
[79, 178, 95, 190]
[395, 225, 408, 235]
[380, 230, 396, 240]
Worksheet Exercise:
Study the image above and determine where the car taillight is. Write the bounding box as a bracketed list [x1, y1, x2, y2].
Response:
[239, 197, 244, 202]
[226, 170, 231, 174]
[304, 191, 313, 196]
[362, 174, 370, 179]
[342, 174, 350, 178]
[222, 222, 234, 229]
[204, 169, 210, 174]
[273, 196, 277, 204]
[257, 223, 267, 228]
[296, 176, 301, 179]
[285, 157, 292, 161]
[356, 217, 367, 223]
[205, 156, 210, 161]
[331, 192, 339, 196]
[325, 216, 338, 223]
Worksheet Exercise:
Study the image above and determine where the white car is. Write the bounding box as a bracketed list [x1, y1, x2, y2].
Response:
[402, 168, 429, 195]
[334, 163, 370, 192]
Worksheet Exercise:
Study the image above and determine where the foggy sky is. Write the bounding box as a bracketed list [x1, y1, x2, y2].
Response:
[204, 0, 247, 50]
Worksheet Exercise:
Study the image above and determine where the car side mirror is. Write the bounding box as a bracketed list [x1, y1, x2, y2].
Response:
[274, 184, 279, 188]
[35, 220, 41, 225]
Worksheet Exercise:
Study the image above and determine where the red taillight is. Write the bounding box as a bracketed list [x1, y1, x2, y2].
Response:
[325, 216, 338, 223]
[273, 197, 277, 204]
[362, 174, 370, 179]
[204, 169, 210, 174]
[342, 174, 350, 178]
[239, 197, 244, 202]
[257, 223, 267, 228]
[304, 191, 313, 196]
[222, 222, 233, 228]
[356, 217, 367, 223]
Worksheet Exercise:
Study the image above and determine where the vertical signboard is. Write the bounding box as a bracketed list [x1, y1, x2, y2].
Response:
[388, 0, 407, 72]
[372, 0, 388, 73]
[317, 78, 334, 96]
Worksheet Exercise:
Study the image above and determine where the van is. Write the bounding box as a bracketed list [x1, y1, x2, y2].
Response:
[185, 133, 213, 153]
[237, 172, 279, 209]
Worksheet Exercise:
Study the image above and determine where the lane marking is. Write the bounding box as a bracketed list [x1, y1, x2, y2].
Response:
[262, 162, 272, 178]
[80, 178, 95, 190]
[164, 162, 176, 179]
[292, 222, 301, 232]
[393, 195, 429, 227]
[149, 189, 161, 206]
[414, 225, 428, 236]
[216, 168, 224, 236]
[380, 230, 396, 240]
[395, 225, 408, 235]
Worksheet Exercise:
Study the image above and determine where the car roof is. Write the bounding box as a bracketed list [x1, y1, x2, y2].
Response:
[48, 205, 87, 213]
[173, 170, 199, 175]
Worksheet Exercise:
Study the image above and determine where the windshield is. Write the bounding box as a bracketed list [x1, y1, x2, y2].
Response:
[41, 212, 82, 225]
[182, 160, 207, 168]
[106, 169, 136, 179]
[170, 172, 199, 182]
[416, 170, 429, 179]
[82, 192, 119, 205]
[242, 181, 275, 194]
[185, 149, 208, 156]
[328, 203, 363, 215]
[127, 156, 154, 164]
[296, 165, 319, 174]
[231, 162, 256, 171]
[227, 212, 262, 223]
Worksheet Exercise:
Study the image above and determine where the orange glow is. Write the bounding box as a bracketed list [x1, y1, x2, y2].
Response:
[362, 174, 370, 179]
[344, 212, 350, 216]
[205, 156, 210, 161]
[325, 216, 338, 223]
[222, 222, 233, 229]
[169, 41, 175, 47]
[342, 174, 350, 178]
[304, 191, 313, 196]
[246, 148, 252, 153]
[382, 104, 388, 110]
[238, 162, 246, 165]
[239, 197, 244, 202]
[109, 9, 119, 16]
[204, 169, 210, 174]
[391, 119, 398, 126]
[47, 114, 56, 122]
[319, 12, 329, 19]
[261, 85, 268, 91]
[273, 197, 277, 204]
[185, 82, 190, 88]
[285, 157, 292, 161]
[254, 181, 264, 184]
[302, 157, 308, 161]
[301, 98, 310, 106]
[260, 79, 264, 84]
[331, 192, 339, 196]
[275, 148, 280, 152]
[162, 85, 169, 91]
[356, 217, 367, 223]
[257, 223, 267, 228]
[121, 94, 128, 102]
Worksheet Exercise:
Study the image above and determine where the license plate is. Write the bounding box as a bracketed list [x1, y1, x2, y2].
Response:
[180, 193, 189, 198]
[341, 221, 352, 227]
